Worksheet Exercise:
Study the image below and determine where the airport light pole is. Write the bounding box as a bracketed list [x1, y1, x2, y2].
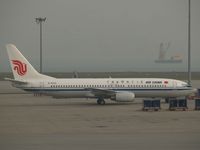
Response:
[35, 17, 46, 73]
[188, 0, 191, 86]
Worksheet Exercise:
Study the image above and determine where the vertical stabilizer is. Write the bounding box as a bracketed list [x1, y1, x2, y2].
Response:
[6, 44, 54, 80]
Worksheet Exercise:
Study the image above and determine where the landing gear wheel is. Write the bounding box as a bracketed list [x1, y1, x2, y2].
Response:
[100, 99, 105, 105]
[97, 99, 101, 105]
[97, 98, 105, 105]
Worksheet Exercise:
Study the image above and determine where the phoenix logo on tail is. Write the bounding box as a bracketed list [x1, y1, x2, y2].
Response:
[12, 60, 27, 76]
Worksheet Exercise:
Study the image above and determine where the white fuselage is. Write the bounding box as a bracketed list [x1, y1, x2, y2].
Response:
[6, 44, 197, 104]
[15, 78, 196, 99]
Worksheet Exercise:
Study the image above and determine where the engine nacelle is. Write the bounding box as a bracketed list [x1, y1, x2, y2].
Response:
[111, 92, 135, 102]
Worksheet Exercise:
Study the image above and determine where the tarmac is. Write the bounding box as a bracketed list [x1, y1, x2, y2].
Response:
[0, 81, 200, 150]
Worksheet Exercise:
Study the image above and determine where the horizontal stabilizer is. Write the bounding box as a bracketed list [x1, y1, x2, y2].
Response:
[4, 77, 28, 84]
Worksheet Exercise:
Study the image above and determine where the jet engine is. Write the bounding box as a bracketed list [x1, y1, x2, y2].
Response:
[111, 92, 135, 102]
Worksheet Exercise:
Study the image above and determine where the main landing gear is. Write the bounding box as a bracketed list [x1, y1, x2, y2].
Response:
[97, 98, 105, 105]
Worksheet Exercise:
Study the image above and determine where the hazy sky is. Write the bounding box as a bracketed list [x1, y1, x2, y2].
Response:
[0, 0, 200, 72]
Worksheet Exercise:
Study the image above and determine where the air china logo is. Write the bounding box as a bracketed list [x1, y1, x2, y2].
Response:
[12, 60, 27, 76]
[164, 81, 168, 84]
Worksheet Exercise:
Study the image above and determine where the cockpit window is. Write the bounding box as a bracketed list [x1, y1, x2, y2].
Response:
[186, 85, 192, 87]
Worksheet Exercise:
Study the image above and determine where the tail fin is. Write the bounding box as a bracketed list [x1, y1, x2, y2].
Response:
[6, 44, 55, 80]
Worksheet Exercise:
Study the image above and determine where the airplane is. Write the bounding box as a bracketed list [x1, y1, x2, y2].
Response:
[5, 44, 197, 105]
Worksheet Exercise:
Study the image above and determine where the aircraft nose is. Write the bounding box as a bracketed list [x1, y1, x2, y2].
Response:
[180, 81, 190, 87]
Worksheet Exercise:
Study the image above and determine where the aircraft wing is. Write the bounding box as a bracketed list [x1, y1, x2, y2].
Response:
[86, 88, 115, 97]
[4, 78, 28, 85]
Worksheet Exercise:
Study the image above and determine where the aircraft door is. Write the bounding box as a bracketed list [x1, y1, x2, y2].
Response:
[173, 81, 177, 88]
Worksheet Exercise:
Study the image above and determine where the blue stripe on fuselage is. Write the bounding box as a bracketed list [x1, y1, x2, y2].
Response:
[23, 88, 191, 92]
